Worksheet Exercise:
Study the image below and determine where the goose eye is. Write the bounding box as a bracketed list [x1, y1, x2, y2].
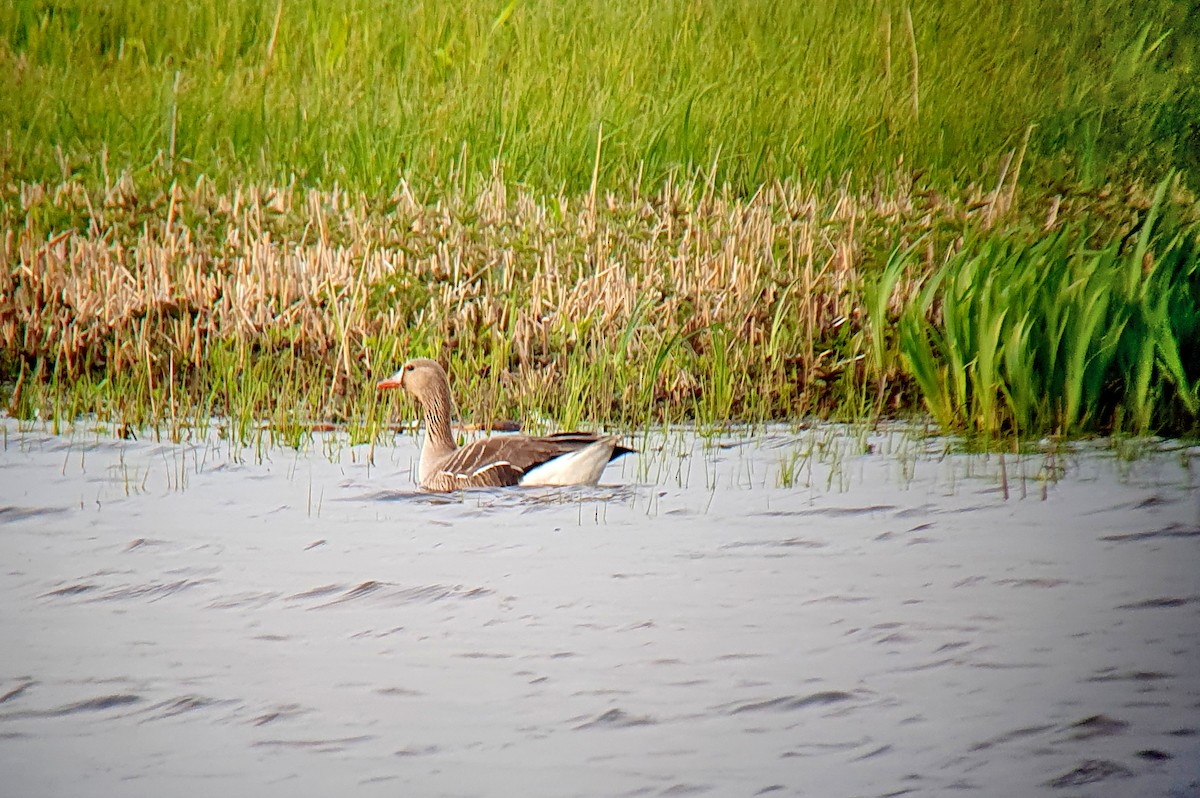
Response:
[404, 364, 414, 372]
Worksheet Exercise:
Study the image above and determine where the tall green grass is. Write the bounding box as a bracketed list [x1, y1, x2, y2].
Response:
[2, 0, 1197, 193]
[896, 176, 1200, 437]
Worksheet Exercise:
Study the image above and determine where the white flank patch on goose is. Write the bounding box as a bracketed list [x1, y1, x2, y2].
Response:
[519, 438, 615, 487]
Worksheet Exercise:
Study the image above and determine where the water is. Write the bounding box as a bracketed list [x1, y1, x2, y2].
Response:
[2, 418, 1199, 797]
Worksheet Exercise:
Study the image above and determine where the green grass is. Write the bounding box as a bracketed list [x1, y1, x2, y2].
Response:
[895, 174, 1200, 438]
[2, 0, 1198, 194]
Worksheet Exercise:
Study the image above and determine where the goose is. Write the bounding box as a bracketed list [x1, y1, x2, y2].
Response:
[377, 358, 634, 492]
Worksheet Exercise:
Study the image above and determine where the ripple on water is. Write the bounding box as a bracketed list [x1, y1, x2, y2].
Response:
[1115, 595, 1200, 610]
[754, 504, 898, 518]
[993, 578, 1071, 588]
[55, 694, 142, 714]
[40, 583, 100, 598]
[851, 744, 893, 761]
[1046, 759, 1135, 788]
[1102, 524, 1200, 543]
[802, 594, 871, 605]
[34, 575, 214, 605]
[123, 538, 170, 551]
[251, 735, 375, 752]
[573, 708, 657, 730]
[394, 744, 441, 757]
[89, 579, 211, 603]
[0, 681, 34, 705]
[968, 723, 1057, 752]
[724, 691, 857, 715]
[0, 694, 141, 720]
[1087, 669, 1173, 683]
[251, 704, 307, 726]
[141, 695, 229, 720]
[720, 537, 827, 551]
[286, 583, 343, 601]
[1064, 714, 1130, 740]
[208, 591, 282, 609]
[295, 581, 495, 608]
[780, 736, 873, 757]
[659, 784, 711, 796]
[0, 506, 69, 524]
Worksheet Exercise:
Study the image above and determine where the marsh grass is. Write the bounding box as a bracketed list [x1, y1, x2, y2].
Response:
[897, 175, 1200, 438]
[5, 165, 1197, 443]
[0, 168, 935, 437]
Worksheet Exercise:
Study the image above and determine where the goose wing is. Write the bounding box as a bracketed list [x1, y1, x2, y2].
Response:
[429, 437, 529, 488]
[428, 433, 624, 489]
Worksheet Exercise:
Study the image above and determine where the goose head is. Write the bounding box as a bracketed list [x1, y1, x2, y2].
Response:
[376, 358, 450, 407]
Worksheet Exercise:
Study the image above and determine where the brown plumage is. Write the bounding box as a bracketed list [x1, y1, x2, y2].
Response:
[377, 358, 633, 492]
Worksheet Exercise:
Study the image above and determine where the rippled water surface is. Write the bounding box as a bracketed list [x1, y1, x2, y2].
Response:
[2, 418, 1199, 797]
